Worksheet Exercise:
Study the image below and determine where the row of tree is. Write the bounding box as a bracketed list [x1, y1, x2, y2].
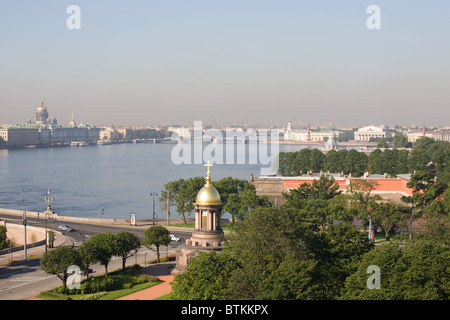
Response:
[40, 226, 172, 291]
[277, 137, 450, 181]
[171, 170, 449, 299]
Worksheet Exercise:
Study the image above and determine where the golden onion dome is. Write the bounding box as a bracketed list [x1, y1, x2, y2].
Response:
[196, 162, 221, 205]
[37, 100, 47, 112]
[196, 183, 221, 205]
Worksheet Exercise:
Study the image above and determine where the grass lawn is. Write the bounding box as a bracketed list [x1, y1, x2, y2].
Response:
[37, 265, 162, 300]
[373, 230, 410, 244]
[153, 292, 174, 300]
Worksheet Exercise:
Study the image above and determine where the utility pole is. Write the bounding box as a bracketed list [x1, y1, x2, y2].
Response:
[150, 192, 158, 226]
[167, 190, 170, 225]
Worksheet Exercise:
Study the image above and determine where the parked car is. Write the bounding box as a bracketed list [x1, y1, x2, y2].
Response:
[57, 225, 73, 232]
[170, 234, 180, 242]
[82, 268, 94, 276]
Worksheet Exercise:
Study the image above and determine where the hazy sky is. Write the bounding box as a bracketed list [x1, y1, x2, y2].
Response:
[0, 1, 449, 128]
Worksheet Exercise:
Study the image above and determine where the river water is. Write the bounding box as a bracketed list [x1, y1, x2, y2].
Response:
[0, 142, 306, 219]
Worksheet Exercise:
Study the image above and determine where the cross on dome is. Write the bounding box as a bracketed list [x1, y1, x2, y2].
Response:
[204, 160, 213, 178]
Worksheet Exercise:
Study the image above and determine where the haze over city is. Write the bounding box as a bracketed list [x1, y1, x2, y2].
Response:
[1, 0, 449, 127]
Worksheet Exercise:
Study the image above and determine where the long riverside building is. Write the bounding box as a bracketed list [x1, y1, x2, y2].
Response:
[252, 173, 412, 206]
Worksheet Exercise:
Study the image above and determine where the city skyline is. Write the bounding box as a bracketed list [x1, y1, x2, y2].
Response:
[1, 1, 449, 127]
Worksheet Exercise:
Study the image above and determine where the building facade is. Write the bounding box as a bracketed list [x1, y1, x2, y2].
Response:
[0, 127, 39, 147]
[99, 128, 120, 141]
[252, 173, 412, 206]
[354, 126, 391, 141]
[407, 131, 450, 143]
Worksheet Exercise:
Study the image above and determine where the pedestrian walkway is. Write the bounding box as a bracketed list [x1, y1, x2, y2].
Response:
[116, 262, 175, 300]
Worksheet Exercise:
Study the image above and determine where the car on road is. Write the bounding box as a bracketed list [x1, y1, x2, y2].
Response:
[57, 225, 74, 232]
[170, 234, 181, 242]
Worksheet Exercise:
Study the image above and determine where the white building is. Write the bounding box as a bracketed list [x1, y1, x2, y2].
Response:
[407, 131, 450, 143]
[354, 125, 391, 142]
[284, 121, 341, 142]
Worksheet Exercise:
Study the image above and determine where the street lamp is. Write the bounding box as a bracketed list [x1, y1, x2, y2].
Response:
[79, 230, 85, 244]
[21, 188, 28, 260]
[150, 192, 158, 226]
[144, 252, 147, 275]
[45, 189, 54, 213]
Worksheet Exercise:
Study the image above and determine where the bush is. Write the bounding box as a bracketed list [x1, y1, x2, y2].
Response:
[81, 277, 115, 294]
[80, 292, 107, 300]
[140, 274, 160, 283]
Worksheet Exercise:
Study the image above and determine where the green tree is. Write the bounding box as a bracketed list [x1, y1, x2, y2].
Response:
[223, 184, 270, 222]
[345, 149, 368, 177]
[177, 177, 205, 224]
[310, 149, 325, 172]
[143, 225, 171, 263]
[372, 202, 409, 240]
[391, 241, 449, 300]
[40, 246, 82, 290]
[323, 223, 374, 290]
[282, 176, 343, 230]
[171, 251, 239, 300]
[340, 243, 404, 300]
[393, 133, 408, 148]
[212, 177, 251, 207]
[377, 138, 388, 148]
[160, 177, 205, 224]
[88, 232, 117, 277]
[114, 231, 141, 271]
[394, 149, 410, 174]
[404, 170, 447, 214]
[417, 188, 450, 245]
[77, 240, 98, 279]
[342, 240, 449, 300]
[323, 149, 341, 173]
[368, 149, 384, 174]
[336, 149, 349, 173]
[159, 179, 183, 220]
[226, 207, 330, 300]
[258, 254, 321, 300]
[347, 179, 381, 238]
[0, 225, 10, 250]
[277, 151, 297, 176]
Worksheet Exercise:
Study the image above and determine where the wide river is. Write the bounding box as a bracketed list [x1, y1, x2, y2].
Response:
[0, 142, 309, 219]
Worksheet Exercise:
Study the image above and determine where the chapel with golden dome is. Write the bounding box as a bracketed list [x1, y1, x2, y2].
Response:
[173, 161, 225, 273]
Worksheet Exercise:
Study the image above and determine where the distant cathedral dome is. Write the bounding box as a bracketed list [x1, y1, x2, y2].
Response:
[36, 100, 47, 112]
[35, 100, 49, 124]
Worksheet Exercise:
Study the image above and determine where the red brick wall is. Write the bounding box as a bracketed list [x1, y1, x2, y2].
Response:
[283, 177, 412, 196]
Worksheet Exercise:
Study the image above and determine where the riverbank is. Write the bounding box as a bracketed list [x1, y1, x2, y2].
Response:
[0, 208, 232, 228]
